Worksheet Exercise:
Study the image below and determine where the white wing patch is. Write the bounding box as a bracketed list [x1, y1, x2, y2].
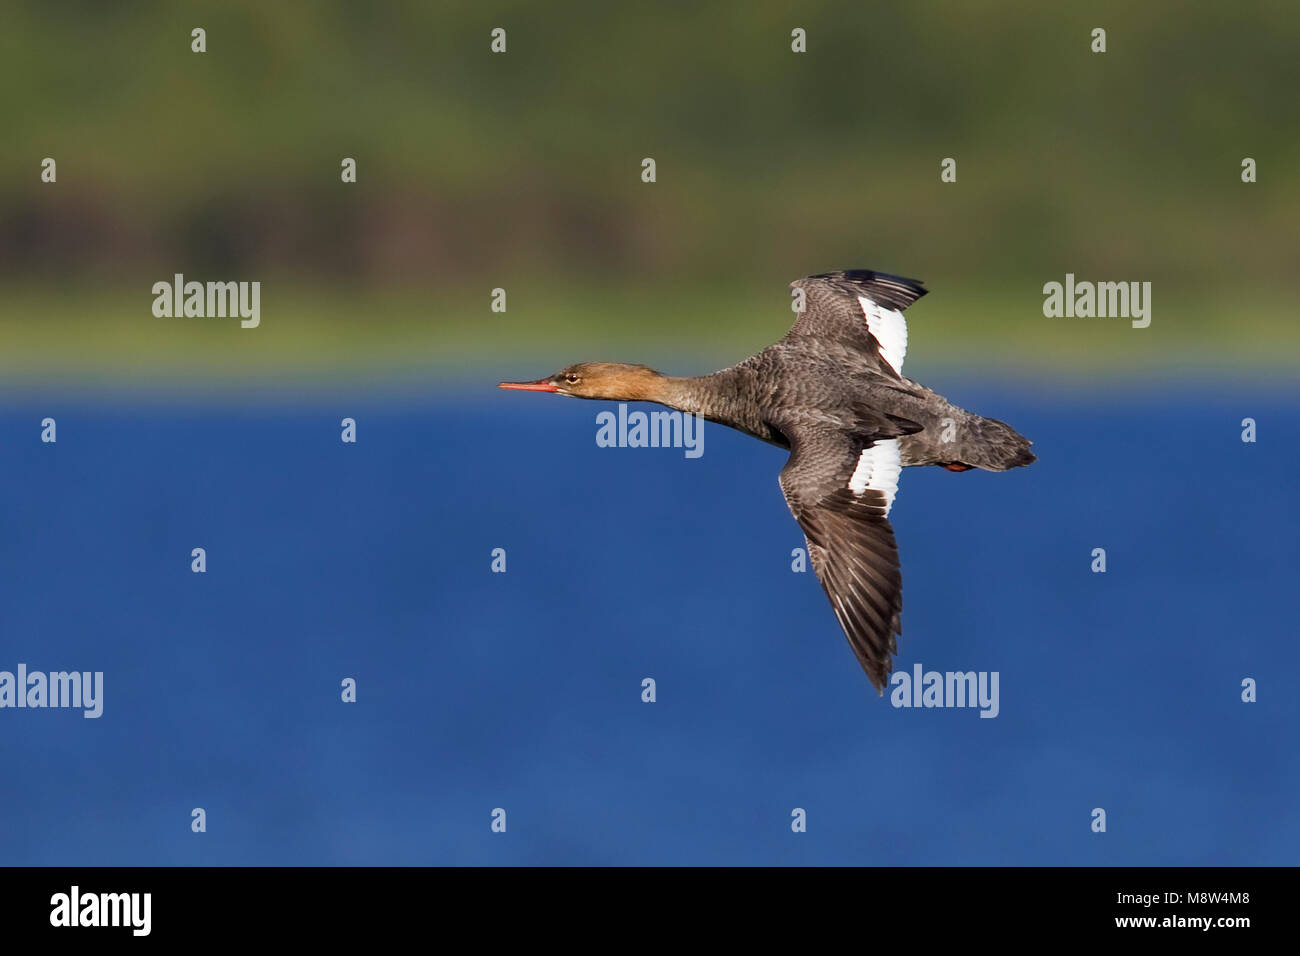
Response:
[848, 438, 902, 515]
[857, 295, 908, 375]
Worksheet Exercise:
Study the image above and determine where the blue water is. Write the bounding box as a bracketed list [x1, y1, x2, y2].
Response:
[1, 382, 1296, 865]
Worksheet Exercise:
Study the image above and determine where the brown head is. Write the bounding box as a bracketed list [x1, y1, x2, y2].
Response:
[498, 362, 666, 402]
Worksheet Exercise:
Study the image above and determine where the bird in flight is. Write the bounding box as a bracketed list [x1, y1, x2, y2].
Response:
[499, 270, 1035, 692]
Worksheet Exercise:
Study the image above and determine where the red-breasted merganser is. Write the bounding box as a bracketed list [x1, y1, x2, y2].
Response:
[499, 270, 1035, 692]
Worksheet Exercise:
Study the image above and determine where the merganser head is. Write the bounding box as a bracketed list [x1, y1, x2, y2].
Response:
[498, 362, 663, 400]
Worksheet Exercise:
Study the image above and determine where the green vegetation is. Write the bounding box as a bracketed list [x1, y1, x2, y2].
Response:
[3, 2, 1297, 383]
[5, 282, 1296, 386]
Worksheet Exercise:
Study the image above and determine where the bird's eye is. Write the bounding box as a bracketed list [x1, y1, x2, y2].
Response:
[564, 373, 580, 384]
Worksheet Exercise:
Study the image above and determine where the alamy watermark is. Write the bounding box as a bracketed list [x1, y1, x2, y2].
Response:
[152, 274, 260, 328]
[50, 886, 150, 936]
[1042, 273, 1150, 328]
[889, 663, 999, 718]
[596, 404, 704, 458]
[0, 664, 103, 718]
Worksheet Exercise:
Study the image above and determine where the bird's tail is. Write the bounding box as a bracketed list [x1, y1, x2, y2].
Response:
[956, 414, 1036, 471]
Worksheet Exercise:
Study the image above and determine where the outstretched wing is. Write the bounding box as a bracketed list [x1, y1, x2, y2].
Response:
[778, 421, 917, 692]
[787, 270, 928, 378]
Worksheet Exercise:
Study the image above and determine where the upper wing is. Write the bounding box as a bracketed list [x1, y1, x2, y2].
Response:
[787, 270, 928, 378]
[778, 422, 914, 692]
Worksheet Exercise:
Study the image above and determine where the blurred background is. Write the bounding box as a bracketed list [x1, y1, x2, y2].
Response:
[1, 1, 1297, 865]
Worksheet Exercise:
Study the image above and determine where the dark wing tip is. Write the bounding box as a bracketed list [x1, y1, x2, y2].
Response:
[778, 430, 906, 696]
[799, 490, 905, 695]
[805, 269, 929, 312]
